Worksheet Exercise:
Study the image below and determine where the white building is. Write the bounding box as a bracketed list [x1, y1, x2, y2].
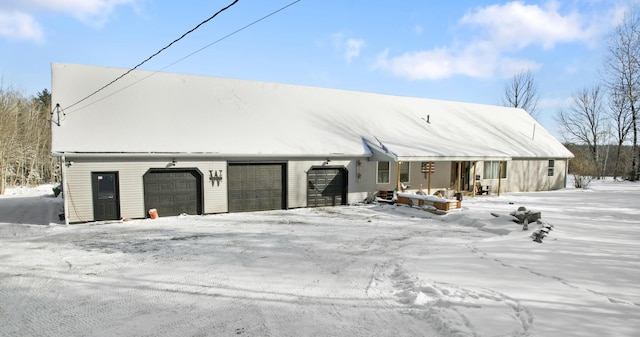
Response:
[51, 63, 573, 223]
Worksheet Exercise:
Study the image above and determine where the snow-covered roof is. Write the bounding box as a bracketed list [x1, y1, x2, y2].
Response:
[51, 63, 573, 160]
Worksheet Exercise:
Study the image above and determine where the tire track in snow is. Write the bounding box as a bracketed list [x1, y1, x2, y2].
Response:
[469, 245, 640, 307]
[0, 244, 105, 337]
[369, 260, 533, 337]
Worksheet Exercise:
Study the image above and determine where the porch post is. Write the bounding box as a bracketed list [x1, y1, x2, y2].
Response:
[472, 161, 477, 197]
[427, 164, 432, 195]
[457, 161, 461, 192]
[498, 161, 503, 197]
[397, 161, 402, 193]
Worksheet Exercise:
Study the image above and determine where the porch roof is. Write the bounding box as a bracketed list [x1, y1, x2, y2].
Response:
[364, 137, 513, 162]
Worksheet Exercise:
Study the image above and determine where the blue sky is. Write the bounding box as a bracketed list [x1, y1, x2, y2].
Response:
[0, 0, 636, 136]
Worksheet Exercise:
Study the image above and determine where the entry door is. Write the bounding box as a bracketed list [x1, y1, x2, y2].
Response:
[92, 172, 120, 221]
[450, 162, 472, 192]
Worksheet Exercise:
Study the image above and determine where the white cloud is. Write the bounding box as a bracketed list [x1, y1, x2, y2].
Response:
[460, 1, 592, 49]
[375, 1, 607, 81]
[0, 11, 43, 42]
[40, 0, 140, 26]
[0, 0, 141, 42]
[331, 32, 366, 63]
[375, 47, 457, 80]
[374, 42, 541, 80]
[345, 38, 365, 63]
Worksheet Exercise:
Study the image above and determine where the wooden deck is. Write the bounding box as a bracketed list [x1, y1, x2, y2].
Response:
[396, 192, 461, 212]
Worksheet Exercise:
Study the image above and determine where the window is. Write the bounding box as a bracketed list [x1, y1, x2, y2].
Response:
[548, 160, 555, 176]
[400, 162, 410, 183]
[483, 161, 507, 179]
[97, 174, 115, 199]
[377, 162, 390, 184]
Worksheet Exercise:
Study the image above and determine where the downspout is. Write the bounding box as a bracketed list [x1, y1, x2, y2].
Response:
[565, 158, 570, 188]
[61, 154, 70, 225]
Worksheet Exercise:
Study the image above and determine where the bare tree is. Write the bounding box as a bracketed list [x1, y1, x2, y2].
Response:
[502, 70, 539, 119]
[603, 6, 640, 180]
[0, 85, 21, 194]
[557, 85, 607, 175]
[608, 85, 634, 179]
[568, 145, 598, 188]
[0, 86, 56, 194]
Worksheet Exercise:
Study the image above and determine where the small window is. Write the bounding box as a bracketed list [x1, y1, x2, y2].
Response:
[377, 162, 390, 184]
[97, 175, 115, 199]
[548, 160, 555, 176]
[400, 162, 410, 183]
[483, 161, 507, 179]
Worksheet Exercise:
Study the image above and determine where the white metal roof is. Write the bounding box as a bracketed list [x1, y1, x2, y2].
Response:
[51, 63, 573, 160]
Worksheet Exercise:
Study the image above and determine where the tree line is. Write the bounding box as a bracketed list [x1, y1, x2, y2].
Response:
[0, 86, 58, 194]
[504, 6, 640, 181]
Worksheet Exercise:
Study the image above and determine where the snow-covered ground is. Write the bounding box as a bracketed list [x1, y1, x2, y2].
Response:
[1, 180, 638, 337]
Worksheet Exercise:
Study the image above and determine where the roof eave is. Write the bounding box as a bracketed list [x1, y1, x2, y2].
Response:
[53, 151, 370, 160]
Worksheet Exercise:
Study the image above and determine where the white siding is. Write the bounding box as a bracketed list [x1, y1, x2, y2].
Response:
[201, 161, 228, 214]
[287, 159, 367, 208]
[348, 159, 374, 203]
[64, 157, 227, 223]
[425, 162, 453, 192]
[475, 159, 567, 193]
[63, 156, 568, 223]
[287, 160, 316, 208]
[366, 159, 568, 197]
[63, 162, 94, 223]
[505, 159, 567, 192]
[326, 159, 395, 202]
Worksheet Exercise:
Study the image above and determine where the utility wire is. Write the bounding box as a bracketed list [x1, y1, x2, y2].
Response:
[160, 0, 301, 75]
[64, 0, 240, 111]
[64, 0, 302, 116]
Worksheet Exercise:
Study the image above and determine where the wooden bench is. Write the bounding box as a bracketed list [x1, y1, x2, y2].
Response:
[377, 190, 395, 203]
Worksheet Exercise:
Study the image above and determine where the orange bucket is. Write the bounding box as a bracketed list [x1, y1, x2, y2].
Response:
[148, 208, 158, 219]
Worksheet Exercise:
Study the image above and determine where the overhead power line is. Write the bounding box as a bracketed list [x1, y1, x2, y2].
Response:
[63, 0, 302, 116]
[64, 0, 240, 111]
[161, 0, 302, 74]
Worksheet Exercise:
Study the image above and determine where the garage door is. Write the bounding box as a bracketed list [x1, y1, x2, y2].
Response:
[143, 169, 202, 217]
[228, 163, 285, 213]
[307, 167, 347, 207]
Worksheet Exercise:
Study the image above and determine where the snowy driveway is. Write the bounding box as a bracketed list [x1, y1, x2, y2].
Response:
[1, 181, 639, 337]
[0, 187, 62, 226]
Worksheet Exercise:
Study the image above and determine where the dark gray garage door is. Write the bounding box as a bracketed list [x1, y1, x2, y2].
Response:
[143, 169, 202, 217]
[307, 167, 347, 207]
[228, 163, 285, 213]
